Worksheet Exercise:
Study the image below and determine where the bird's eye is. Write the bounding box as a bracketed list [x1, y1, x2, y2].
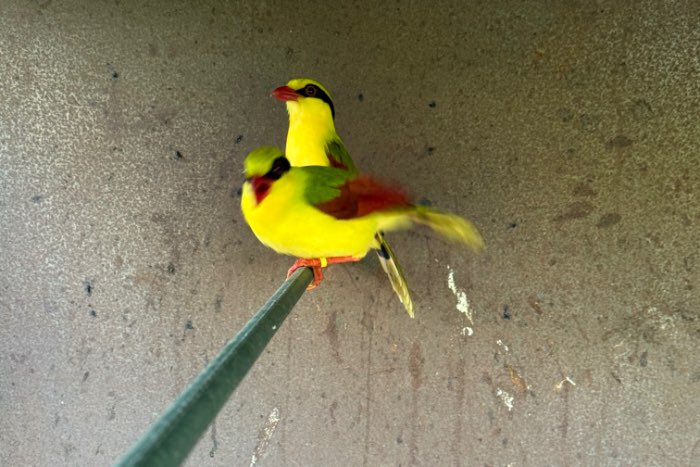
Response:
[267, 157, 290, 180]
[304, 85, 317, 97]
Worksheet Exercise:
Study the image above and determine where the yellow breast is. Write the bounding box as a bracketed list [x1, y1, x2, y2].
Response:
[241, 172, 382, 259]
[284, 102, 335, 167]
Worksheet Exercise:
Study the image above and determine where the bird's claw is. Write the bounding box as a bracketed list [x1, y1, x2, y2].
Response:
[287, 256, 362, 290]
[287, 258, 326, 290]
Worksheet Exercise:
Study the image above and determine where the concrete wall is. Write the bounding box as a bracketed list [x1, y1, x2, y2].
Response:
[1, 1, 698, 465]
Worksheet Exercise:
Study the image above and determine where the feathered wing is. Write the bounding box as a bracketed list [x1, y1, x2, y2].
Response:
[301, 165, 353, 205]
[308, 172, 411, 220]
[375, 232, 414, 318]
[325, 139, 359, 177]
[300, 167, 483, 317]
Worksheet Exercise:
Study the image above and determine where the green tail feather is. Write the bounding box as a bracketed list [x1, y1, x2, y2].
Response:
[411, 206, 485, 251]
[375, 232, 414, 318]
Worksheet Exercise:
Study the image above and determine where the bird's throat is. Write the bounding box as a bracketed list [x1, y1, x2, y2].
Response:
[250, 176, 272, 204]
[287, 117, 335, 167]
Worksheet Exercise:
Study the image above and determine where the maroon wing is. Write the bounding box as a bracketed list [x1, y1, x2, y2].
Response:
[315, 176, 411, 220]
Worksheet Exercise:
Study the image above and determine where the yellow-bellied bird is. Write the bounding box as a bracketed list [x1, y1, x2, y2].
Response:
[272, 78, 419, 316]
[241, 146, 483, 317]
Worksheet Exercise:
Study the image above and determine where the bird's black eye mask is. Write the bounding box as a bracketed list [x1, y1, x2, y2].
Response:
[265, 156, 291, 180]
[295, 84, 336, 120]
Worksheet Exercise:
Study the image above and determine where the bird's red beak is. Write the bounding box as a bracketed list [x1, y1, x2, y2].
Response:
[271, 85, 299, 102]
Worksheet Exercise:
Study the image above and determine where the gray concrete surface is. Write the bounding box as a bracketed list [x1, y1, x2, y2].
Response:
[1, 1, 699, 465]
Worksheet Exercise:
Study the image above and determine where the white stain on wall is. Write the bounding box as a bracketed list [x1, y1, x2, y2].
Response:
[447, 265, 474, 328]
[496, 339, 509, 352]
[495, 388, 514, 411]
[250, 407, 280, 467]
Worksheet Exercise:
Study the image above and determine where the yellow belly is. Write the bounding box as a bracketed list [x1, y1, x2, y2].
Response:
[241, 173, 401, 259]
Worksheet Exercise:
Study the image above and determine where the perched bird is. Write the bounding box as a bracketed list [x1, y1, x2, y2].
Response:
[241, 146, 484, 316]
[271, 78, 357, 174]
[271, 78, 415, 316]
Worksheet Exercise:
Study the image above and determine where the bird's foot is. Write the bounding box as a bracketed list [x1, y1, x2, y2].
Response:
[287, 256, 361, 290]
[287, 258, 326, 290]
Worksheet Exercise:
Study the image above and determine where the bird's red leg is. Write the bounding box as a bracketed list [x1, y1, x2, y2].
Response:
[287, 256, 362, 290]
[287, 258, 325, 290]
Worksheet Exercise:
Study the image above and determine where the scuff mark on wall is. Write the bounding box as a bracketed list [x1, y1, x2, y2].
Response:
[555, 376, 576, 390]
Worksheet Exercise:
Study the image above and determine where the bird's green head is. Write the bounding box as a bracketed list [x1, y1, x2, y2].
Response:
[244, 146, 290, 178]
[243, 146, 291, 204]
[272, 78, 336, 120]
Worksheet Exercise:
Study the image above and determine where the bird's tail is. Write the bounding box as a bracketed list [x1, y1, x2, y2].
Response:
[410, 206, 485, 251]
[375, 232, 414, 318]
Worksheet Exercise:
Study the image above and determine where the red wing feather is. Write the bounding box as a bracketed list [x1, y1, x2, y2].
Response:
[316, 176, 411, 220]
[326, 152, 348, 170]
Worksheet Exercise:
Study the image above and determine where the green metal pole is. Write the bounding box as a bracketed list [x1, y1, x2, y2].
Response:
[115, 267, 313, 467]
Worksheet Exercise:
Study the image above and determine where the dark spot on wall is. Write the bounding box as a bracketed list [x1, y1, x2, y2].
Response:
[606, 134, 633, 149]
[209, 418, 218, 458]
[90, 309, 97, 317]
[235, 135, 243, 144]
[639, 350, 648, 367]
[84, 281, 93, 297]
[10, 353, 28, 364]
[408, 342, 424, 390]
[417, 197, 432, 207]
[553, 201, 594, 222]
[360, 308, 374, 332]
[502, 305, 512, 320]
[31, 195, 44, 203]
[631, 99, 652, 120]
[112, 71, 119, 79]
[578, 113, 601, 132]
[426, 146, 435, 155]
[63, 442, 77, 459]
[507, 222, 517, 230]
[185, 319, 194, 330]
[329, 400, 338, 425]
[323, 310, 342, 363]
[167, 262, 176, 274]
[596, 213, 621, 228]
[175, 150, 183, 160]
[357, 93, 364, 102]
[428, 101, 436, 108]
[557, 108, 574, 122]
[572, 183, 597, 197]
[82, 371, 90, 382]
[610, 371, 622, 384]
